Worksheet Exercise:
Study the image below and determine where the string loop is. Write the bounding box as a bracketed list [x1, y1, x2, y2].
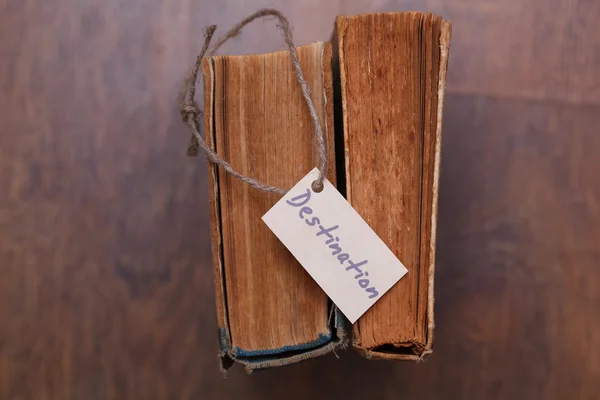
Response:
[179, 9, 328, 195]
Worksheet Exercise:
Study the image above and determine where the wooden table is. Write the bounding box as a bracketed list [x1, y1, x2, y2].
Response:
[1, 0, 598, 398]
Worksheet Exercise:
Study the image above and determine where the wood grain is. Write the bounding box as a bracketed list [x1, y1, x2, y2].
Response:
[1, 0, 600, 398]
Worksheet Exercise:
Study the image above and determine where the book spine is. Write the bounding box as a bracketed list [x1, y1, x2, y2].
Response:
[202, 58, 234, 370]
[423, 20, 452, 357]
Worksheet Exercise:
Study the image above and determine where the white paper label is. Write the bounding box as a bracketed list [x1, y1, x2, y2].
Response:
[262, 168, 408, 323]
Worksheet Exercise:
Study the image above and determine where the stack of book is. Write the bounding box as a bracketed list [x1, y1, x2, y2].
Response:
[200, 11, 451, 371]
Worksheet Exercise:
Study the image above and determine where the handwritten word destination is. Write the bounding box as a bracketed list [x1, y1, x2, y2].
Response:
[286, 189, 379, 299]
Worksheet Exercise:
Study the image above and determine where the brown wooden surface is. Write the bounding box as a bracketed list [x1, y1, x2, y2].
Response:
[0, 0, 599, 399]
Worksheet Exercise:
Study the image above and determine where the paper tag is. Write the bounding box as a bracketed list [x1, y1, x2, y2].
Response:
[262, 168, 408, 323]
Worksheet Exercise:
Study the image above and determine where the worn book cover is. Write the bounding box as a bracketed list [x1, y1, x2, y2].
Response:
[202, 42, 347, 371]
[334, 12, 451, 360]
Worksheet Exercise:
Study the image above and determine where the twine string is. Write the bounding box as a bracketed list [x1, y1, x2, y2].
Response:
[179, 9, 327, 195]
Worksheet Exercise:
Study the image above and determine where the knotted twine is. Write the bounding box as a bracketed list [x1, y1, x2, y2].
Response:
[179, 9, 328, 195]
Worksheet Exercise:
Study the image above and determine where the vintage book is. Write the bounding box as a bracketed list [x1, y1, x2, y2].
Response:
[334, 12, 451, 359]
[202, 42, 347, 371]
